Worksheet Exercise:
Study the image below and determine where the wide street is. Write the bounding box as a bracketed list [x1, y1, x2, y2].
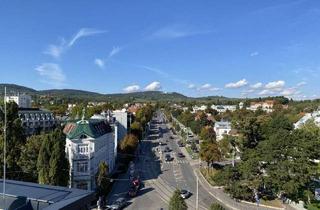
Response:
[107, 111, 281, 210]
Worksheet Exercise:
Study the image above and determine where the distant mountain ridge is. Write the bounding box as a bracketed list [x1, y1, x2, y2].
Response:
[0, 83, 196, 102]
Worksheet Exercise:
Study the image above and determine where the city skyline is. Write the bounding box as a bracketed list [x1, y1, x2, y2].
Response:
[1, 0, 320, 99]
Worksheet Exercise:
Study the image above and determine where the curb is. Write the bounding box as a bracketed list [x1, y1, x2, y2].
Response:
[196, 169, 285, 210]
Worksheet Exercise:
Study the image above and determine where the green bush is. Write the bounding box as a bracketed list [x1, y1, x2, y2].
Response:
[210, 203, 226, 210]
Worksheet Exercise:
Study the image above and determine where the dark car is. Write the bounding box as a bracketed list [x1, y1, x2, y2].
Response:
[177, 141, 184, 147]
[164, 146, 171, 152]
[177, 152, 185, 158]
[180, 190, 192, 199]
[170, 136, 174, 139]
[165, 154, 173, 161]
[107, 197, 127, 210]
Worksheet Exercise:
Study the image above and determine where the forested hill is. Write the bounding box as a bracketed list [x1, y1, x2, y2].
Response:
[0, 83, 297, 104]
[0, 84, 193, 102]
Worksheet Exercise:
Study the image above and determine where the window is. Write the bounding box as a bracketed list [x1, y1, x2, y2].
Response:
[76, 161, 88, 173]
[78, 145, 89, 154]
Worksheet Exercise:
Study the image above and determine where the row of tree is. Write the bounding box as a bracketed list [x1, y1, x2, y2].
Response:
[0, 102, 69, 186]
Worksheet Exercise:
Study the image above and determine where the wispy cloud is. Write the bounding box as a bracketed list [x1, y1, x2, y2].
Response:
[68, 28, 106, 47]
[250, 82, 263, 89]
[250, 51, 259, 57]
[94, 46, 122, 69]
[225, 79, 248, 88]
[44, 28, 106, 59]
[139, 65, 169, 78]
[296, 81, 307, 87]
[196, 83, 220, 92]
[123, 85, 140, 93]
[35, 63, 66, 87]
[150, 24, 211, 39]
[188, 84, 196, 89]
[94, 58, 105, 69]
[145, 81, 161, 91]
[258, 89, 275, 96]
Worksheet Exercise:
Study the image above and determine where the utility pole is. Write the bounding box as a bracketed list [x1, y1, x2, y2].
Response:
[196, 146, 200, 210]
[3, 86, 7, 209]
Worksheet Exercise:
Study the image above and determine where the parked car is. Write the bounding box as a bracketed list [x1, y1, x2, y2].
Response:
[177, 152, 185, 158]
[180, 190, 192, 199]
[165, 154, 173, 161]
[170, 136, 174, 139]
[107, 197, 127, 210]
[177, 141, 184, 147]
[164, 146, 171, 152]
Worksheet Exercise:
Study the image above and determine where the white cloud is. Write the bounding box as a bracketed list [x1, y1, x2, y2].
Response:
[145, 81, 161, 91]
[139, 65, 169, 78]
[43, 39, 66, 59]
[280, 88, 300, 96]
[250, 51, 259, 57]
[296, 81, 307, 87]
[68, 28, 106, 47]
[35, 63, 66, 87]
[225, 79, 248, 88]
[123, 85, 140, 93]
[44, 28, 106, 59]
[94, 58, 105, 69]
[94, 46, 122, 69]
[109, 46, 122, 58]
[258, 89, 275, 96]
[188, 84, 196, 89]
[265, 80, 285, 90]
[150, 24, 211, 39]
[197, 83, 220, 91]
[250, 82, 263, 89]
[199, 83, 212, 90]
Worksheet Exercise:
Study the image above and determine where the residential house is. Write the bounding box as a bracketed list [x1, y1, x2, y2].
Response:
[64, 116, 117, 190]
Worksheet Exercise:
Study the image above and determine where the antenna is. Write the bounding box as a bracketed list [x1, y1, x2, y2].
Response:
[3, 86, 6, 209]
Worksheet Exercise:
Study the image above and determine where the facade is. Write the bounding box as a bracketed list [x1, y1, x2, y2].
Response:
[18, 108, 57, 135]
[5, 94, 32, 108]
[64, 117, 117, 191]
[294, 110, 320, 129]
[113, 109, 131, 142]
[211, 104, 237, 113]
[0, 179, 94, 210]
[192, 105, 207, 113]
[247, 100, 275, 113]
[214, 121, 232, 141]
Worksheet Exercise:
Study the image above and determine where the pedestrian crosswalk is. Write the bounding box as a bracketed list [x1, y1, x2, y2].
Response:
[162, 160, 189, 165]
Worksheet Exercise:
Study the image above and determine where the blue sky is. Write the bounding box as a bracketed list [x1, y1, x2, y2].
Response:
[1, 0, 320, 99]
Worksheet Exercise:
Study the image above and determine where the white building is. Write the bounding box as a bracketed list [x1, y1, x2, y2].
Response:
[192, 105, 207, 113]
[113, 109, 131, 142]
[64, 117, 117, 190]
[214, 121, 232, 141]
[211, 104, 237, 113]
[247, 100, 275, 113]
[5, 94, 31, 108]
[294, 110, 320, 129]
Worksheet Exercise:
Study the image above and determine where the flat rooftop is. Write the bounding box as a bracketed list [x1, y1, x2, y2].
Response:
[0, 179, 94, 210]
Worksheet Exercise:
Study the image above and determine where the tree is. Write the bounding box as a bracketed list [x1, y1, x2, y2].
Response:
[120, 134, 139, 154]
[130, 121, 143, 139]
[199, 127, 216, 143]
[49, 139, 69, 186]
[200, 142, 222, 168]
[96, 161, 110, 197]
[18, 135, 44, 182]
[37, 136, 51, 184]
[169, 189, 187, 210]
[210, 203, 226, 210]
[0, 102, 26, 180]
